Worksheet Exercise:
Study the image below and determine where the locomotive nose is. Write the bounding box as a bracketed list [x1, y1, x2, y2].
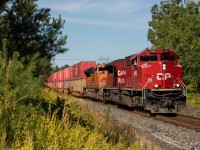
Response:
[156, 62, 175, 89]
[161, 99, 173, 108]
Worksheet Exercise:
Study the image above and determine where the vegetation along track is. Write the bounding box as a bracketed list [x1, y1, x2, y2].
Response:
[78, 96, 200, 132]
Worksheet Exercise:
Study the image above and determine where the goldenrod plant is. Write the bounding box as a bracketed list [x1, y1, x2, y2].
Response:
[0, 41, 144, 149]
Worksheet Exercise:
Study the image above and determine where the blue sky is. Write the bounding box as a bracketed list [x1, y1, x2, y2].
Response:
[37, 0, 164, 67]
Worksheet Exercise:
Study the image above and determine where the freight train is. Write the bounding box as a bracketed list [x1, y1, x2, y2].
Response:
[46, 49, 186, 113]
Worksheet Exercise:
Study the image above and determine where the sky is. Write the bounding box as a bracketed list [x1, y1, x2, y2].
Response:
[37, 0, 165, 67]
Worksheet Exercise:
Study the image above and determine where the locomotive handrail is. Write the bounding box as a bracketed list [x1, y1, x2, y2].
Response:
[176, 77, 187, 96]
[142, 75, 154, 105]
[99, 77, 106, 98]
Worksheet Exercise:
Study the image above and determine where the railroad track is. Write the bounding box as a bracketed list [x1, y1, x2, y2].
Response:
[76, 96, 200, 132]
[126, 110, 200, 132]
[154, 114, 200, 132]
[128, 109, 200, 132]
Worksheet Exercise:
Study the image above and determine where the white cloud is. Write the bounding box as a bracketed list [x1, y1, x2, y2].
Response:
[38, 0, 151, 30]
[39, 0, 151, 15]
[65, 16, 148, 31]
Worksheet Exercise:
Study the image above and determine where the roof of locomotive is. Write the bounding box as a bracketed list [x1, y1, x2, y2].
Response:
[130, 49, 178, 59]
[105, 49, 178, 67]
[105, 59, 125, 66]
[139, 49, 177, 56]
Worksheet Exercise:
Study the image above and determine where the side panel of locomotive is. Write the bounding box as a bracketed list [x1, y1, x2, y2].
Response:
[105, 59, 126, 88]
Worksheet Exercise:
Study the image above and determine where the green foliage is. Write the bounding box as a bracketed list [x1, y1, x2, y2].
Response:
[0, 0, 68, 75]
[180, 93, 200, 118]
[51, 64, 70, 73]
[0, 40, 43, 147]
[0, 42, 43, 107]
[187, 93, 200, 108]
[53, 65, 60, 73]
[59, 64, 69, 70]
[148, 0, 200, 92]
[0, 88, 144, 149]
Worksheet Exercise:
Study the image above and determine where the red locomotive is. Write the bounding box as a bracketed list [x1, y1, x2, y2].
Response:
[46, 49, 186, 113]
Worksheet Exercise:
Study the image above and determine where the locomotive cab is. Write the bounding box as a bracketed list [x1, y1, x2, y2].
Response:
[84, 64, 108, 99]
[135, 49, 186, 113]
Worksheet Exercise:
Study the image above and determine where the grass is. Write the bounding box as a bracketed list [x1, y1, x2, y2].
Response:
[184, 93, 200, 118]
[0, 87, 144, 150]
[187, 93, 200, 108]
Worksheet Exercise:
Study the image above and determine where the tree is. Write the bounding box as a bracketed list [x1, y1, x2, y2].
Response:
[0, 40, 43, 146]
[0, 0, 68, 71]
[0, 0, 68, 145]
[58, 64, 69, 70]
[54, 65, 60, 72]
[148, 0, 200, 92]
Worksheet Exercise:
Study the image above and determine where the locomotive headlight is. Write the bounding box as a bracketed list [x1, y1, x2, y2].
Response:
[162, 64, 166, 70]
[174, 83, 180, 88]
[154, 84, 158, 88]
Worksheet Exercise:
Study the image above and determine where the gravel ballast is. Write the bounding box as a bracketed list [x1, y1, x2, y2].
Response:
[75, 97, 200, 150]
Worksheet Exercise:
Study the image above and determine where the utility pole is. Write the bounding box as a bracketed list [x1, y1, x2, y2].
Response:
[98, 56, 110, 64]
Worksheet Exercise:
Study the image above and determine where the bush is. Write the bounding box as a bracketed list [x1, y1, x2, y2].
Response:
[0, 41, 143, 149]
[0, 40, 43, 148]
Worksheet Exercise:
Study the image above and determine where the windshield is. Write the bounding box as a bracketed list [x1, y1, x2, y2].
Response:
[140, 55, 158, 62]
[161, 55, 176, 61]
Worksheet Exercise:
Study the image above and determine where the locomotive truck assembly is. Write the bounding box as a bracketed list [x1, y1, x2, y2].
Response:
[46, 49, 187, 113]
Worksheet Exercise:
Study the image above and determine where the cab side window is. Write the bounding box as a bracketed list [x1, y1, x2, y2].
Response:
[132, 57, 137, 66]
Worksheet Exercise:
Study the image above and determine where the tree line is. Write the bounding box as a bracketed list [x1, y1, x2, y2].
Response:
[0, 0, 68, 76]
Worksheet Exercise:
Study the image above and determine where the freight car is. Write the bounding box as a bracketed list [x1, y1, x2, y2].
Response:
[46, 49, 186, 113]
[47, 61, 96, 94]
